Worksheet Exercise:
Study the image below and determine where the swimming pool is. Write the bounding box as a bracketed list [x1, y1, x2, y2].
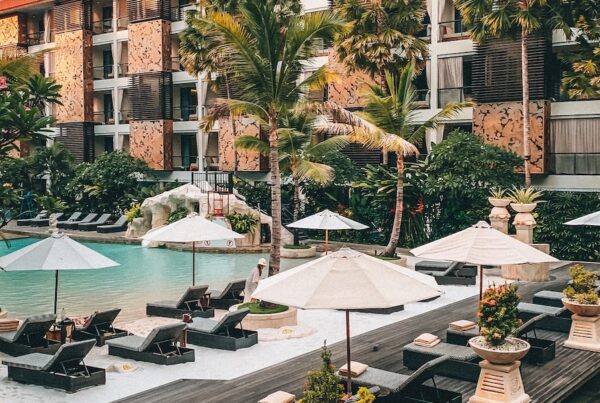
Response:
[0, 238, 312, 322]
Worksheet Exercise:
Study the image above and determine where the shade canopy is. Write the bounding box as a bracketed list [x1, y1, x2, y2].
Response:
[287, 209, 368, 231]
[564, 211, 600, 226]
[0, 233, 119, 271]
[253, 247, 441, 309]
[142, 213, 244, 243]
[410, 221, 558, 266]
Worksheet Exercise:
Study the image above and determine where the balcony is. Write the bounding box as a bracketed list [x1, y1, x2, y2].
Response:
[418, 24, 432, 42]
[93, 65, 115, 80]
[548, 153, 600, 175]
[171, 3, 195, 22]
[171, 56, 183, 72]
[173, 106, 198, 121]
[92, 19, 113, 35]
[93, 111, 115, 125]
[439, 19, 469, 42]
[172, 155, 199, 171]
[26, 31, 46, 46]
[118, 63, 128, 76]
[119, 109, 132, 124]
[415, 89, 431, 108]
[191, 171, 233, 193]
[438, 86, 472, 108]
[117, 16, 128, 31]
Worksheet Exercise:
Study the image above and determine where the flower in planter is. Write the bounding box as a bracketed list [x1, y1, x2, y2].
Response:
[564, 264, 599, 305]
[478, 283, 522, 346]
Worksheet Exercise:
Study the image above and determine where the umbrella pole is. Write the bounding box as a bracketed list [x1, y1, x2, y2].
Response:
[345, 309, 352, 393]
[479, 265, 483, 300]
[192, 241, 196, 286]
[54, 270, 59, 314]
[325, 229, 329, 255]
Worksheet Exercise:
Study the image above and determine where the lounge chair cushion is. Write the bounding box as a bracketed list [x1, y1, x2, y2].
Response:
[2, 339, 95, 371]
[106, 323, 186, 352]
[518, 302, 564, 316]
[148, 300, 180, 309]
[350, 368, 410, 394]
[403, 342, 479, 361]
[2, 353, 54, 370]
[187, 317, 220, 334]
[258, 391, 296, 403]
[534, 290, 563, 300]
[187, 309, 249, 335]
[0, 331, 18, 343]
[106, 335, 146, 352]
[0, 313, 56, 343]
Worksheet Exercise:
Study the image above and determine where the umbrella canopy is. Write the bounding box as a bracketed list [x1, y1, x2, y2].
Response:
[142, 213, 244, 285]
[253, 247, 441, 392]
[0, 232, 119, 313]
[564, 211, 600, 226]
[287, 209, 368, 231]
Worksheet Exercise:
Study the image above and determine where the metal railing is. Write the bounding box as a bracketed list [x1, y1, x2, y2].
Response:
[191, 171, 233, 193]
[172, 155, 200, 171]
[93, 111, 115, 124]
[26, 31, 45, 46]
[93, 65, 115, 80]
[173, 105, 199, 121]
[92, 18, 113, 34]
[438, 19, 469, 41]
[415, 89, 430, 108]
[438, 86, 472, 107]
[548, 153, 600, 175]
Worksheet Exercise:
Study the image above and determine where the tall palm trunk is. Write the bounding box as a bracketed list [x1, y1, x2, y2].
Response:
[521, 29, 531, 187]
[224, 74, 239, 171]
[268, 116, 282, 276]
[383, 155, 404, 256]
[292, 177, 301, 223]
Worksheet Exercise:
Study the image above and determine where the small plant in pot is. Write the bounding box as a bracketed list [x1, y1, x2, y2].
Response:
[562, 264, 600, 317]
[469, 283, 530, 365]
[507, 186, 544, 214]
[488, 187, 510, 207]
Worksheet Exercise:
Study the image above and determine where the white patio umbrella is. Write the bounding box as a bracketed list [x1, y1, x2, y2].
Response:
[410, 221, 559, 299]
[287, 209, 368, 254]
[564, 211, 600, 226]
[252, 247, 441, 393]
[142, 213, 244, 285]
[0, 232, 119, 314]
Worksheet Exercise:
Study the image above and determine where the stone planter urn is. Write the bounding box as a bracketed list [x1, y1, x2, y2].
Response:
[280, 245, 317, 258]
[469, 336, 531, 403]
[488, 198, 511, 234]
[230, 304, 298, 331]
[562, 298, 600, 352]
[510, 203, 537, 245]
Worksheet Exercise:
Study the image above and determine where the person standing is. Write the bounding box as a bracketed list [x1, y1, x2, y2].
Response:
[243, 258, 267, 302]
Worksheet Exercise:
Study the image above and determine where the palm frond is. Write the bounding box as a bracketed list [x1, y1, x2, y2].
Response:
[294, 159, 335, 184]
[234, 135, 269, 155]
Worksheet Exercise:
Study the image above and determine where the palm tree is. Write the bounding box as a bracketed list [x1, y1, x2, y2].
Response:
[235, 111, 350, 222]
[198, 0, 343, 274]
[454, 0, 570, 187]
[0, 54, 38, 84]
[25, 75, 62, 115]
[316, 64, 463, 256]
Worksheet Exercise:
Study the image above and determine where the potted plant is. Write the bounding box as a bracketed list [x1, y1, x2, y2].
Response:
[562, 264, 600, 317]
[507, 186, 544, 216]
[488, 188, 511, 234]
[226, 212, 259, 247]
[469, 284, 530, 365]
[281, 243, 317, 258]
[488, 187, 510, 208]
[299, 343, 344, 403]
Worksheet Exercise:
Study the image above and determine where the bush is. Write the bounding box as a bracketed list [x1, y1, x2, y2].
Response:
[283, 244, 310, 249]
[226, 212, 259, 234]
[300, 343, 343, 403]
[564, 264, 599, 305]
[167, 207, 188, 224]
[34, 195, 66, 213]
[478, 283, 521, 346]
[237, 302, 288, 314]
[126, 203, 142, 223]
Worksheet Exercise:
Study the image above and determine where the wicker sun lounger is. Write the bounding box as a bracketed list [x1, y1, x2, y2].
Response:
[55, 212, 83, 228]
[415, 261, 477, 286]
[0, 314, 60, 357]
[78, 213, 111, 231]
[16, 211, 48, 226]
[518, 302, 571, 333]
[515, 315, 556, 364]
[446, 326, 479, 346]
[106, 323, 194, 365]
[71, 308, 128, 346]
[403, 342, 480, 382]
[146, 286, 215, 319]
[186, 308, 257, 351]
[97, 215, 128, 233]
[340, 356, 461, 402]
[2, 339, 105, 392]
[208, 279, 246, 309]
[30, 212, 64, 227]
[59, 213, 98, 230]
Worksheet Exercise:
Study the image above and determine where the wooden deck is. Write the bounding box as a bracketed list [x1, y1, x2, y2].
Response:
[116, 263, 600, 403]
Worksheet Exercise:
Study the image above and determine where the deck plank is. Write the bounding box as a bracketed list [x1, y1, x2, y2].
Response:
[116, 263, 600, 403]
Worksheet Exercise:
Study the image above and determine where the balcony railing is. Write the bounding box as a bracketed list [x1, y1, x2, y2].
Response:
[93, 111, 115, 124]
[26, 31, 45, 46]
[171, 3, 195, 21]
[438, 19, 469, 42]
[92, 19, 113, 34]
[117, 16, 129, 30]
[118, 63, 128, 76]
[415, 89, 430, 108]
[119, 109, 132, 124]
[173, 155, 200, 171]
[438, 86, 472, 108]
[548, 153, 600, 175]
[171, 56, 183, 72]
[191, 171, 233, 193]
[418, 24, 432, 41]
[173, 106, 199, 121]
[93, 65, 115, 80]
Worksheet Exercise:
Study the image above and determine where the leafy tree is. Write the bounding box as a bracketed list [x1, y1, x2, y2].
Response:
[25, 75, 62, 115]
[454, 0, 570, 187]
[196, 0, 343, 273]
[65, 152, 152, 214]
[27, 143, 76, 198]
[423, 130, 522, 239]
[0, 54, 38, 83]
[0, 184, 20, 210]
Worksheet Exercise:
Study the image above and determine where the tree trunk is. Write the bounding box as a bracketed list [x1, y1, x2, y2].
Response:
[521, 29, 531, 187]
[292, 178, 301, 223]
[268, 117, 281, 276]
[225, 75, 239, 172]
[383, 155, 404, 257]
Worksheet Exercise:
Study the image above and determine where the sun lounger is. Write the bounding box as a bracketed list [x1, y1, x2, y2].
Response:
[30, 212, 64, 227]
[78, 213, 111, 231]
[2, 339, 105, 392]
[208, 279, 246, 309]
[415, 261, 477, 286]
[71, 308, 128, 347]
[16, 211, 48, 226]
[146, 286, 215, 319]
[341, 356, 461, 402]
[54, 212, 83, 229]
[59, 213, 98, 230]
[97, 215, 128, 233]
[518, 302, 571, 333]
[0, 314, 60, 357]
[515, 315, 556, 364]
[106, 323, 194, 365]
[446, 325, 479, 346]
[186, 308, 258, 351]
[403, 342, 480, 382]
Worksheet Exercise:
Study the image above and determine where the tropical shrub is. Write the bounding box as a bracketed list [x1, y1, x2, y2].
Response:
[233, 177, 273, 215]
[534, 191, 600, 261]
[0, 183, 20, 210]
[300, 343, 343, 403]
[167, 207, 188, 224]
[564, 264, 599, 305]
[126, 203, 142, 223]
[507, 186, 544, 204]
[34, 195, 66, 213]
[226, 212, 259, 234]
[478, 283, 521, 346]
[27, 143, 76, 198]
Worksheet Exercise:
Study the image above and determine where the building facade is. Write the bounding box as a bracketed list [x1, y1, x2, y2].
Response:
[0, 0, 599, 190]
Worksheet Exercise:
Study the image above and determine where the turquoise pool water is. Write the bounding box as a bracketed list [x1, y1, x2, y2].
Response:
[0, 238, 310, 322]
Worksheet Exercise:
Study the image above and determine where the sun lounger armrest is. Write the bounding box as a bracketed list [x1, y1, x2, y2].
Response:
[397, 355, 451, 392]
[515, 314, 548, 336]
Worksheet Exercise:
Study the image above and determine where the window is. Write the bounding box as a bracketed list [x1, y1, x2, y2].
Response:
[103, 137, 114, 153]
